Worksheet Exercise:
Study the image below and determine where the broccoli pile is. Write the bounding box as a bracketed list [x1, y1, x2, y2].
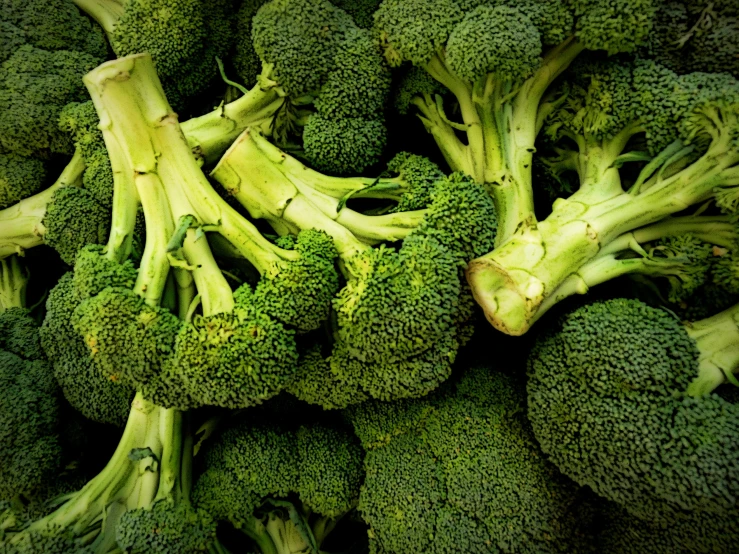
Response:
[1, 0, 738, 552]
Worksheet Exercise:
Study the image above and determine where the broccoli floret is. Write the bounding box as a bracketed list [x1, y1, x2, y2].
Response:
[527, 298, 739, 518]
[346, 366, 593, 553]
[0, 45, 101, 158]
[40, 272, 134, 426]
[192, 417, 363, 553]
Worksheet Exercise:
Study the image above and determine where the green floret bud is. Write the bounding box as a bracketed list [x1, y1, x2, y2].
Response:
[71, 287, 180, 388]
[0, 45, 101, 158]
[176, 294, 298, 409]
[526, 0, 575, 46]
[334, 234, 460, 363]
[115, 500, 217, 554]
[0, 307, 44, 361]
[312, 27, 391, 120]
[72, 245, 138, 299]
[330, 0, 381, 29]
[713, 250, 739, 294]
[373, 0, 463, 67]
[0, 351, 61, 501]
[0, 525, 95, 554]
[296, 424, 364, 517]
[40, 273, 134, 426]
[387, 151, 446, 212]
[574, 0, 657, 55]
[251, 229, 340, 333]
[446, 5, 542, 84]
[0, 21, 26, 65]
[302, 115, 387, 174]
[42, 186, 110, 265]
[0, 153, 47, 210]
[650, 233, 713, 302]
[252, 0, 356, 97]
[413, 172, 498, 264]
[109, 0, 205, 87]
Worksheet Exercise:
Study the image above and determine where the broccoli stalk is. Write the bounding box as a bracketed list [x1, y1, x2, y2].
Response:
[0, 255, 29, 311]
[468, 66, 739, 335]
[530, 215, 738, 326]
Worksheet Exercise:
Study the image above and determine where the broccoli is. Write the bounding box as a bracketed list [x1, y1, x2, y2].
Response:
[346, 365, 593, 553]
[467, 60, 739, 335]
[527, 298, 739, 519]
[375, 0, 656, 243]
[214, 129, 497, 406]
[184, 0, 390, 173]
[0, 155, 47, 212]
[0, 150, 110, 264]
[192, 415, 363, 554]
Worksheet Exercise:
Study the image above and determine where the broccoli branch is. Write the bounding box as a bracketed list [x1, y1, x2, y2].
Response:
[0, 254, 29, 311]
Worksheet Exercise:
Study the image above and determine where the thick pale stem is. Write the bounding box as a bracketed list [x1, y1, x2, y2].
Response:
[181, 229, 235, 316]
[686, 303, 739, 396]
[71, 0, 124, 36]
[180, 71, 284, 165]
[0, 255, 28, 310]
[0, 149, 85, 259]
[411, 94, 468, 173]
[133, 173, 174, 306]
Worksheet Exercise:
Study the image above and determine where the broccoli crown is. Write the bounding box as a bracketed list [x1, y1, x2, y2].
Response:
[0, 21, 26, 65]
[347, 366, 590, 554]
[386, 151, 446, 212]
[302, 115, 387, 175]
[1, 0, 107, 59]
[650, 233, 714, 303]
[252, 0, 356, 97]
[58, 101, 113, 208]
[71, 245, 138, 299]
[330, 0, 382, 29]
[192, 419, 362, 524]
[0, 153, 47, 210]
[446, 5, 542, 84]
[71, 287, 180, 388]
[176, 291, 299, 409]
[0, 350, 61, 500]
[0, 45, 101, 158]
[41, 186, 110, 265]
[713, 250, 739, 294]
[333, 233, 461, 363]
[115, 500, 217, 554]
[596, 501, 739, 554]
[40, 272, 134, 426]
[251, 229, 340, 332]
[0, 307, 44, 361]
[414, 172, 498, 265]
[527, 298, 739, 518]
[677, 71, 739, 147]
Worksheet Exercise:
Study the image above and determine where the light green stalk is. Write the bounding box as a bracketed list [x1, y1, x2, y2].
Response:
[0, 255, 28, 311]
[686, 303, 739, 396]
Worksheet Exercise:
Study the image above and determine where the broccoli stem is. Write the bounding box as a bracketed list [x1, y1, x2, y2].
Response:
[240, 518, 280, 554]
[0, 149, 85, 259]
[685, 303, 739, 396]
[410, 93, 468, 172]
[10, 394, 183, 550]
[181, 64, 286, 166]
[213, 129, 425, 247]
[70, 0, 125, 38]
[468, 130, 739, 335]
[181, 228, 235, 316]
[0, 255, 28, 311]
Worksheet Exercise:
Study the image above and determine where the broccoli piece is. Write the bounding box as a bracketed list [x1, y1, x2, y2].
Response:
[0, 255, 28, 313]
[183, 0, 390, 173]
[214, 130, 496, 406]
[374, 0, 656, 243]
[346, 366, 593, 553]
[468, 61, 739, 335]
[527, 298, 739, 518]
[192, 416, 363, 554]
[71, 0, 234, 107]
[0, 45, 102, 159]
